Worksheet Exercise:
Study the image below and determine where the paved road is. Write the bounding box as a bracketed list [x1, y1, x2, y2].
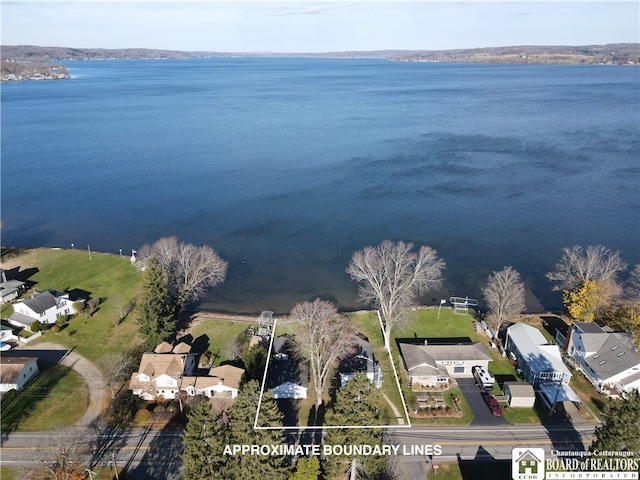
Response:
[386, 423, 597, 479]
[2, 422, 597, 480]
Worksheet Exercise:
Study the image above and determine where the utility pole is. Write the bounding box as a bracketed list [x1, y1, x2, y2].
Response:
[111, 452, 120, 480]
[87, 244, 92, 261]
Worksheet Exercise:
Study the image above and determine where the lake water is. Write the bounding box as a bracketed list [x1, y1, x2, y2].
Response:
[2, 58, 638, 313]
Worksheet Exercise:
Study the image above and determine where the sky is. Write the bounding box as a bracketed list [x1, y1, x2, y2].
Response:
[1, 1, 638, 52]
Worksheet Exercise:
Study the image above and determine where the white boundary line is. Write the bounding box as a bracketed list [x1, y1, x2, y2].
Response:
[254, 312, 412, 430]
[377, 310, 412, 427]
[253, 318, 278, 429]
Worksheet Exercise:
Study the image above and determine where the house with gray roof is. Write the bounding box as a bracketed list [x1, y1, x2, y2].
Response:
[8, 289, 84, 328]
[398, 340, 491, 388]
[563, 321, 640, 397]
[505, 322, 580, 408]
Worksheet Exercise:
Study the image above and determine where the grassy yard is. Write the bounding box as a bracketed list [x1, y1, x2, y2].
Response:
[1, 364, 88, 432]
[186, 317, 250, 366]
[0, 248, 143, 363]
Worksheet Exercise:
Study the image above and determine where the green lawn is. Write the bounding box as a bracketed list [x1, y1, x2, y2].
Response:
[0, 248, 143, 363]
[428, 462, 462, 480]
[1, 364, 88, 432]
[187, 317, 249, 366]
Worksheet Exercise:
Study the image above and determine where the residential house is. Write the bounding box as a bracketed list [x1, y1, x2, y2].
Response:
[0, 278, 26, 304]
[130, 342, 245, 403]
[398, 340, 491, 388]
[181, 364, 244, 399]
[8, 289, 83, 328]
[503, 381, 536, 408]
[269, 335, 308, 399]
[0, 356, 39, 392]
[338, 335, 382, 388]
[0, 325, 18, 344]
[505, 322, 580, 409]
[129, 346, 197, 401]
[561, 321, 640, 397]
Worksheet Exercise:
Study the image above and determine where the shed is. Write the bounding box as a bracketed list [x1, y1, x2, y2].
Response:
[503, 381, 536, 408]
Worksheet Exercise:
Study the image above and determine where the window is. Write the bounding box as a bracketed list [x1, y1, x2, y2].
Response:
[453, 366, 465, 373]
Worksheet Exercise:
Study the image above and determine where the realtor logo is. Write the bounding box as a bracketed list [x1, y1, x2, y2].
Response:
[512, 448, 545, 480]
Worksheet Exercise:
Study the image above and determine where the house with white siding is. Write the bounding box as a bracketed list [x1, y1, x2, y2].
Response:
[562, 321, 640, 397]
[398, 340, 491, 388]
[0, 356, 39, 392]
[8, 289, 83, 328]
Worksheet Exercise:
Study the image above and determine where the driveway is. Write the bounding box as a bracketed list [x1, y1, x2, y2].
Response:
[17, 342, 106, 427]
[456, 378, 508, 426]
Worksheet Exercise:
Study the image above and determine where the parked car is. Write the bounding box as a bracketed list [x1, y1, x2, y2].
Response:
[483, 393, 502, 416]
[0, 342, 12, 352]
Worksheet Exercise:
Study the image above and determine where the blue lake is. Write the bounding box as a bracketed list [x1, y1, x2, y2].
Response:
[1, 58, 639, 313]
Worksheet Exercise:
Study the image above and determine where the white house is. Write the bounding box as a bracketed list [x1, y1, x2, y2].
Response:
[8, 289, 83, 328]
[562, 321, 640, 397]
[0, 325, 18, 343]
[129, 350, 197, 401]
[181, 364, 244, 399]
[398, 341, 491, 388]
[0, 356, 39, 392]
[505, 322, 580, 409]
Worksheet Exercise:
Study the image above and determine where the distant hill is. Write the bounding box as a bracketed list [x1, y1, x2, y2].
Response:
[1, 43, 638, 65]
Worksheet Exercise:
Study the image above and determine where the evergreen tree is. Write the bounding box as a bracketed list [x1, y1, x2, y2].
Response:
[290, 456, 321, 480]
[226, 381, 289, 480]
[591, 390, 640, 453]
[324, 373, 386, 479]
[243, 344, 267, 381]
[136, 257, 175, 350]
[181, 398, 228, 480]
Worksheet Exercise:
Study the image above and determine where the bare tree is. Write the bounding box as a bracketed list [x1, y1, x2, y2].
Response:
[112, 294, 135, 325]
[546, 245, 627, 291]
[482, 266, 526, 336]
[290, 299, 357, 409]
[31, 425, 91, 480]
[622, 264, 640, 310]
[346, 240, 445, 351]
[137, 237, 228, 309]
[96, 353, 133, 399]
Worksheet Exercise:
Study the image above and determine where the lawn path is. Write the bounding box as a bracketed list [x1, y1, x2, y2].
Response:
[20, 342, 106, 427]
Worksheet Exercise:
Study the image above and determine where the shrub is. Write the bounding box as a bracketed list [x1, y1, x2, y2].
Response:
[50, 324, 61, 333]
[134, 408, 151, 423]
[30, 321, 43, 333]
[153, 405, 166, 414]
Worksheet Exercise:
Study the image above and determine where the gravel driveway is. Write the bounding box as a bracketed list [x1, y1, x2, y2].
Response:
[18, 342, 106, 427]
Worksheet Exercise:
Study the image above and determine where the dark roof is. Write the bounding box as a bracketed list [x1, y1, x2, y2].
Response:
[574, 322, 606, 334]
[339, 336, 375, 376]
[21, 290, 59, 313]
[269, 336, 308, 388]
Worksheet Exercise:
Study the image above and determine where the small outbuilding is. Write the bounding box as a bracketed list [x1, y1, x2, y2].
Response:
[503, 381, 536, 408]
